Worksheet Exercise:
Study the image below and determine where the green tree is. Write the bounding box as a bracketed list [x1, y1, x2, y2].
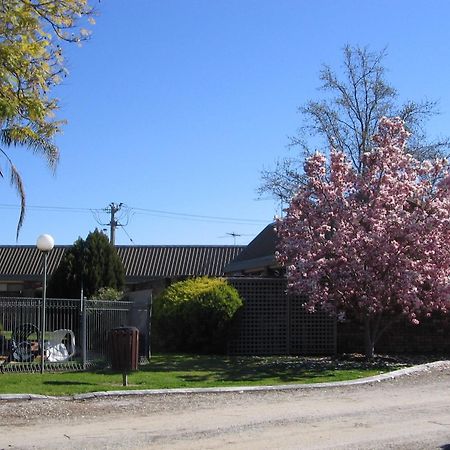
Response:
[49, 230, 125, 299]
[260, 45, 449, 203]
[0, 0, 94, 237]
[152, 277, 243, 354]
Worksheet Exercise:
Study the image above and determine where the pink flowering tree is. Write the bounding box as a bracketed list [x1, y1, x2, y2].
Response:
[277, 117, 450, 358]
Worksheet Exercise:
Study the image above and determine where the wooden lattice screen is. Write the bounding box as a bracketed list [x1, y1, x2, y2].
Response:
[228, 278, 336, 356]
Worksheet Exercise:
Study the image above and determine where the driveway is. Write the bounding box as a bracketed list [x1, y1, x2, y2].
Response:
[1, 362, 449, 449]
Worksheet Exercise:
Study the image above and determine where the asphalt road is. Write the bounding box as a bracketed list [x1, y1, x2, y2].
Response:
[1, 362, 450, 449]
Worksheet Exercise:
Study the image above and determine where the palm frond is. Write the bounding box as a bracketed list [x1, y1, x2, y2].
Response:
[0, 148, 25, 240]
[1, 126, 60, 170]
[9, 162, 26, 241]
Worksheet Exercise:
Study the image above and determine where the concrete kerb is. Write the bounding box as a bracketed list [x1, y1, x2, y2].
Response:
[1, 360, 448, 402]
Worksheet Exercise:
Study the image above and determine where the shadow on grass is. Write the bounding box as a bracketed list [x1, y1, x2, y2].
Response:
[136, 354, 384, 384]
[94, 354, 335, 383]
[43, 381, 96, 386]
[180, 369, 338, 384]
[95, 353, 432, 386]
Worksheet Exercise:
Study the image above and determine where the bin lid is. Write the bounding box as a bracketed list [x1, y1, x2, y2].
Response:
[110, 326, 139, 333]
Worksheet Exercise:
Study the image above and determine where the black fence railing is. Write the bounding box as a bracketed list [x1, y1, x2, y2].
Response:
[0, 297, 149, 372]
[84, 299, 135, 361]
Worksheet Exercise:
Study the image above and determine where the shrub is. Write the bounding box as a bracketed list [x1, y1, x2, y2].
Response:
[152, 277, 243, 354]
[91, 287, 124, 301]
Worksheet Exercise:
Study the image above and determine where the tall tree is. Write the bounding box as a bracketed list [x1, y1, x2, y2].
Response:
[0, 0, 94, 238]
[261, 45, 449, 203]
[49, 230, 125, 299]
[276, 117, 450, 358]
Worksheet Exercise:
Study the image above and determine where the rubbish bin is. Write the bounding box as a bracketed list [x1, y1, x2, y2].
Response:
[109, 327, 139, 374]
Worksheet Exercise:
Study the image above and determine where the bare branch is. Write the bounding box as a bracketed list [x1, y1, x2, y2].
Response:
[260, 45, 449, 203]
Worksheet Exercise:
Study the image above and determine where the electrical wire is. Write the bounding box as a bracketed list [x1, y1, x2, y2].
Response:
[129, 206, 267, 225]
[120, 225, 134, 244]
[0, 203, 268, 225]
[0, 203, 101, 214]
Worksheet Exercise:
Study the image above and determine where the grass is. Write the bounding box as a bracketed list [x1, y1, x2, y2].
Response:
[0, 353, 404, 396]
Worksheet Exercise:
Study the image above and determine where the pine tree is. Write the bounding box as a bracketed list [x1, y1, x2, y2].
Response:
[49, 230, 125, 299]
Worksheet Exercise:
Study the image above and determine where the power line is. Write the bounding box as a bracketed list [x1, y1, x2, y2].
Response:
[0, 203, 98, 213]
[130, 206, 267, 225]
[0, 203, 269, 226]
[121, 225, 135, 244]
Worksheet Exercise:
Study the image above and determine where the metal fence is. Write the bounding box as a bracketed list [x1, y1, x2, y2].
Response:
[84, 299, 142, 362]
[0, 297, 149, 372]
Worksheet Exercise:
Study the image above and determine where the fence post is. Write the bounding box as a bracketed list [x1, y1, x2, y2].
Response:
[148, 293, 152, 359]
[80, 294, 87, 369]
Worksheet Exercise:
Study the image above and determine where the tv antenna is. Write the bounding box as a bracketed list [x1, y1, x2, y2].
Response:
[219, 231, 253, 245]
[226, 232, 241, 245]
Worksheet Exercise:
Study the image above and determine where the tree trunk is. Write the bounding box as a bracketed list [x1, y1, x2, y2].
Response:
[364, 318, 375, 359]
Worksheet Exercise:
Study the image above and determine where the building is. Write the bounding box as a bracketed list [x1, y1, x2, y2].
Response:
[0, 245, 245, 297]
[224, 223, 280, 276]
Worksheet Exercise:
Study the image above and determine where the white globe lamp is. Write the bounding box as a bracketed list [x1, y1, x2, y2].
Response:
[36, 233, 54, 373]
[36, 234, 55, 253]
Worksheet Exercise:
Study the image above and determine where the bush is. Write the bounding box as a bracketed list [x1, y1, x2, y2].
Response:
[152, 277, 243, 354]
[91, 287, 124, 301]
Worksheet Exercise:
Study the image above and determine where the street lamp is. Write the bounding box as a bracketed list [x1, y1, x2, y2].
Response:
[36, 234, 54, 374]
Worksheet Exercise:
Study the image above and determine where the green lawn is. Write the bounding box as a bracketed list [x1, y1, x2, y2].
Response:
[0, 354, 401, 396]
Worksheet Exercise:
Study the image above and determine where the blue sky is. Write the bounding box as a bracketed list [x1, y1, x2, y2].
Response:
[2, 0, 450, 246]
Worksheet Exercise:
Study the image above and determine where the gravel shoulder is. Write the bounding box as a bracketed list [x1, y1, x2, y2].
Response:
[1, 360, 450, 449]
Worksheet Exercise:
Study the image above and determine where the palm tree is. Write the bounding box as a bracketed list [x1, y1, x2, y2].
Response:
[0, 126, 59, 239]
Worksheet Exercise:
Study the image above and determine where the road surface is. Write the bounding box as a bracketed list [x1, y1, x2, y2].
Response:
[1, 362, 449, 449]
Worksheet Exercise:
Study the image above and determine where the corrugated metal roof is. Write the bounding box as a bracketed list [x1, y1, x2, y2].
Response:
[0, 245, 245, 282]
[115, 245, 245, 279]
[0, 246, 68, 280]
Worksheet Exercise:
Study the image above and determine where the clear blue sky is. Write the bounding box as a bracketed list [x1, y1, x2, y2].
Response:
[2, 0, 450, 246]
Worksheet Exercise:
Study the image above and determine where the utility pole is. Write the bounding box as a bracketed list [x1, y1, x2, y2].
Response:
[95, 202, 133, 245]
[106, 202, 123, 245]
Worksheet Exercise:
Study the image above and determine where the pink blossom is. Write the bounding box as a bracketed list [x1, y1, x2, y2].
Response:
[277, 117, 450, 355]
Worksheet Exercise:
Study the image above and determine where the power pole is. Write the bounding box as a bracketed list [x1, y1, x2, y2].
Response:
[94, 202, 134, 245]
[106, 202, 123, 245]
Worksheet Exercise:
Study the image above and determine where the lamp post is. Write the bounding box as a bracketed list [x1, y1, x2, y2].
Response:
[36, 234, 54, 374]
